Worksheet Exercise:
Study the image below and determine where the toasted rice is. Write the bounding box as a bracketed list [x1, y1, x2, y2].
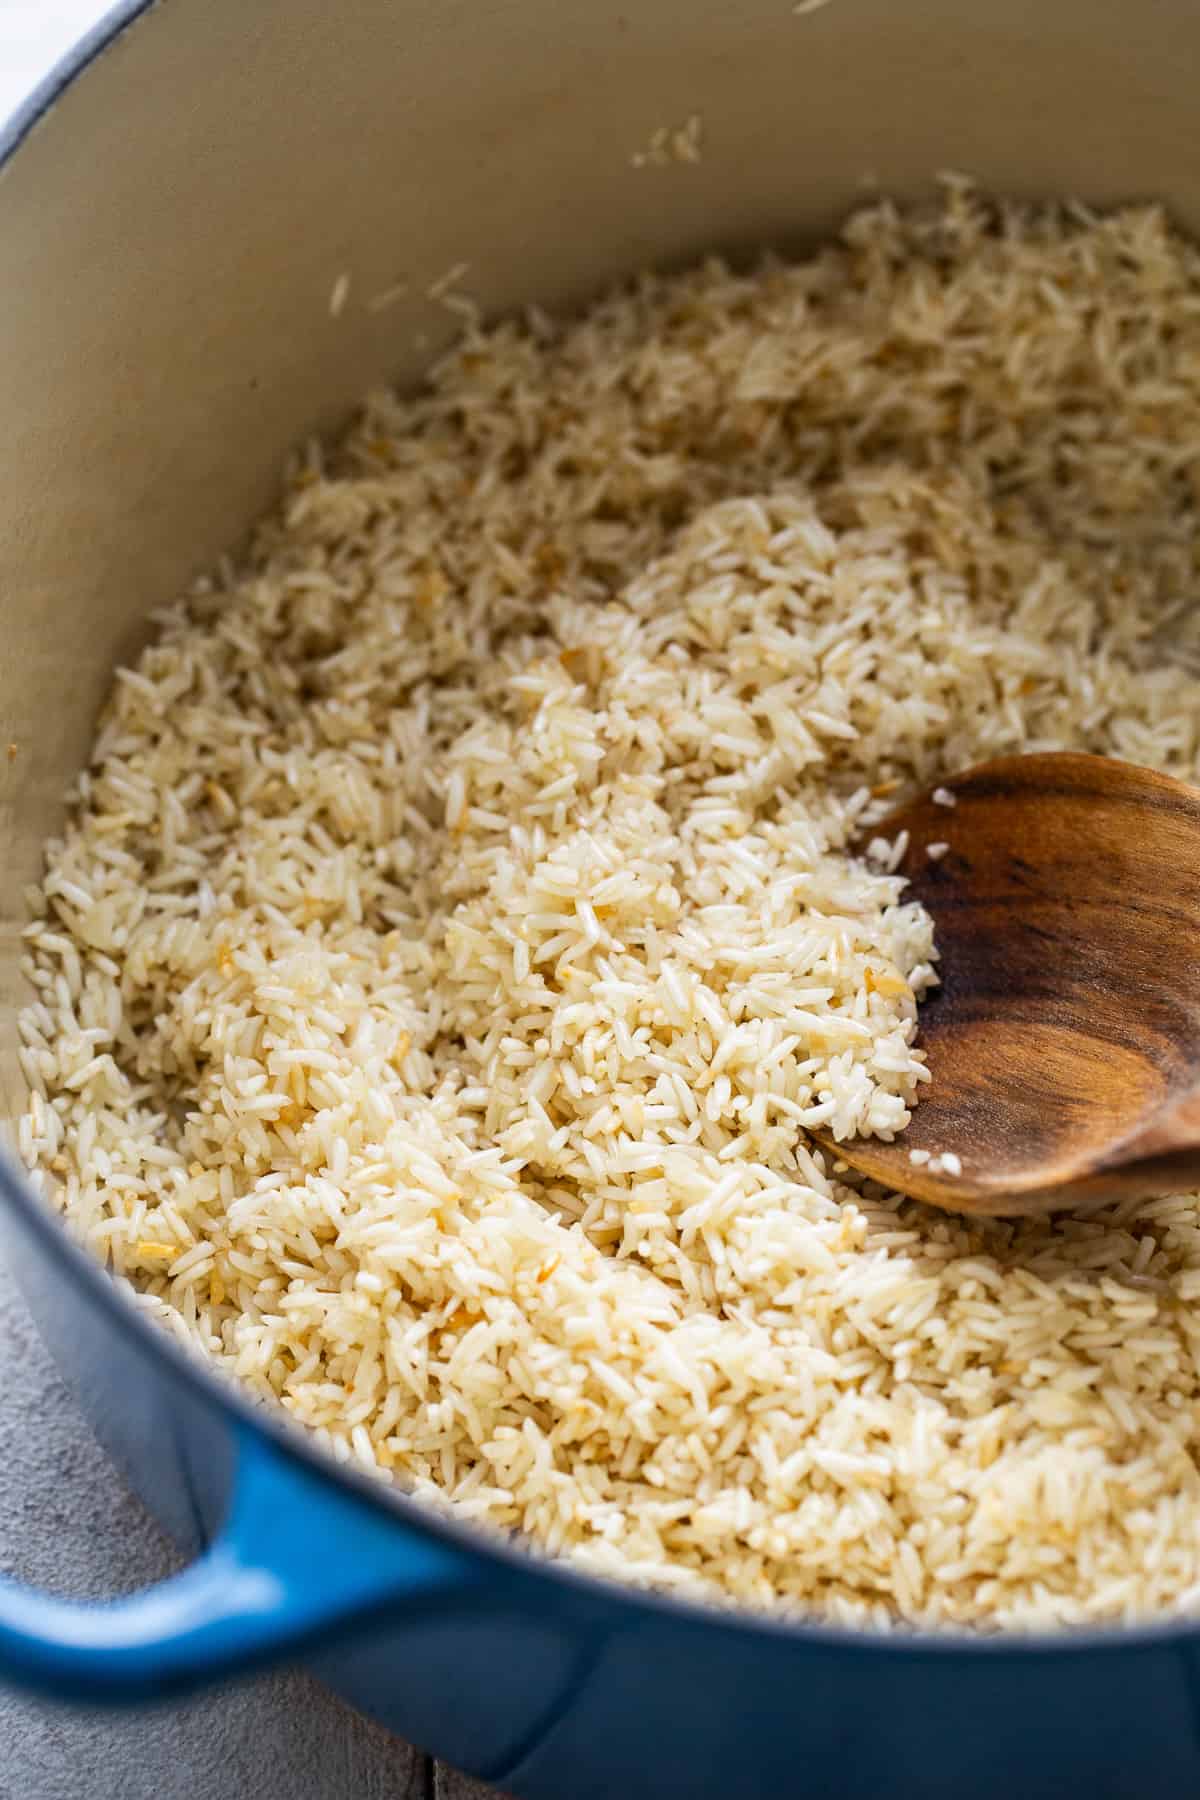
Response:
[18, 183, 1200, 1632]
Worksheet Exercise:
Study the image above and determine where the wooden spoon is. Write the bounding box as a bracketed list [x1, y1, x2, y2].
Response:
[814, 752, 1200, 1216]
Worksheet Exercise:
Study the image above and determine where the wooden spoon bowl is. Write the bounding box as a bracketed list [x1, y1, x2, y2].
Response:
[814, 752, 1200, 1216]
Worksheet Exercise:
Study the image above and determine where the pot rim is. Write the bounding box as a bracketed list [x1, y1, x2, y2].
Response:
[3, 0, 1195, 1667]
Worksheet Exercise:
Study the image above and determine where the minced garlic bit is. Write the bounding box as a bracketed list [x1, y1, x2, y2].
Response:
[865, 964, 912, 999]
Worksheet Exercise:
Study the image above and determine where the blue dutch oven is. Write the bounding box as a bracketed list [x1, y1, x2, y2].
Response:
[2, 2, 1200, 1794]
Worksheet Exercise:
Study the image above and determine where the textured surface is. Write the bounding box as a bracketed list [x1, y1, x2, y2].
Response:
[0, 1226, 442, 1799]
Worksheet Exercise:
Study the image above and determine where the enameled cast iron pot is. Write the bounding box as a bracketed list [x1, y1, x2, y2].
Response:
[3, 3, 1200, 1794]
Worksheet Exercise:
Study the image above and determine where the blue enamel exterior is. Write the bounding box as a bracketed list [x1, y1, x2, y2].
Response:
[6, 8, 1200, 1797]
[0, 1414, 480, 1702]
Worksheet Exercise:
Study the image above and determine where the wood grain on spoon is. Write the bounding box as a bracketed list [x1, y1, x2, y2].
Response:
[814, 752, 1200, 1216]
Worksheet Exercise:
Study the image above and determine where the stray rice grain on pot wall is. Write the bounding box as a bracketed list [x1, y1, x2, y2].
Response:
[18, 182, 1200, 1632]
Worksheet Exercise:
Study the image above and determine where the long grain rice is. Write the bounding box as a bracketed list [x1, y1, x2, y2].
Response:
[19, 182, 1200, 1631]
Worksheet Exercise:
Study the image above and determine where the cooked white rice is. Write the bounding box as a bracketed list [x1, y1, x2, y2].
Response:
[18, 183, 1200, 1632]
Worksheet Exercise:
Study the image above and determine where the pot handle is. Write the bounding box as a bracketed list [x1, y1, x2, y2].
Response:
[0, 1419, 480, 1700]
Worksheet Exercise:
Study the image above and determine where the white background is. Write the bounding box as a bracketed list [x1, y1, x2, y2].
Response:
[0, 0, 108, 121]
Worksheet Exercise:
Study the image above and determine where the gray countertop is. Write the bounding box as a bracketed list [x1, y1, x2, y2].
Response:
[0, 1229, 500, 1800]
